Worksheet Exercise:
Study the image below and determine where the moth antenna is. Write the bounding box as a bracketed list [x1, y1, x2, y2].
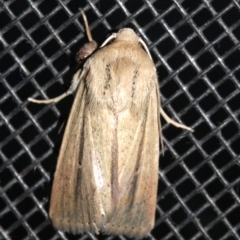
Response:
[100, 33, 117, 48]
[79, 8, 93, 42]
[139, 38, 153, 60]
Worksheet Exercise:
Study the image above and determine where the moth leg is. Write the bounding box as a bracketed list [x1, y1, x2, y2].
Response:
[100, 33, 117, 48]
[160, 107, 194, 132]
[28, 69, 82, 104]
[139, 38, 152, 60]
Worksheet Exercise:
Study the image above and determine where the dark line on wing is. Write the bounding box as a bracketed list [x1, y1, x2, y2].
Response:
[128, 96, 150, 209]
[103, 64, 111, 94]
[70, 109, 86, 228]
[75, 115, 85, 202]
[111, 113, 119, 207]
[132, 66, 139, 98]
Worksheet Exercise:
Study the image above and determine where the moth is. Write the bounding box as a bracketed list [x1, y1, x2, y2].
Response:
[28, 9, 193, 239]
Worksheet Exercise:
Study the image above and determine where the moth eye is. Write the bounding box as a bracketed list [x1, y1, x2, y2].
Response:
[75, 41, 98, 64]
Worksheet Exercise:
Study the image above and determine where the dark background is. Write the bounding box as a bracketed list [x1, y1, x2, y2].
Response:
[1, 0, 240, 239]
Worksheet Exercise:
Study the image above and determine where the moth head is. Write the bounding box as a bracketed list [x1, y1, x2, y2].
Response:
[115, 28, 140, 43]
[100, 28, 153, 60]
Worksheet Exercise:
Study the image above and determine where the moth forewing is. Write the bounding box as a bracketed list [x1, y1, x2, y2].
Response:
[103, 84, 160, 238]
[28, 10, 193, 240]
[49, 29, 161, 238]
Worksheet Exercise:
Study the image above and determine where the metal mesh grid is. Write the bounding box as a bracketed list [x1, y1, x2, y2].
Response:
[1, 0, 240, 239]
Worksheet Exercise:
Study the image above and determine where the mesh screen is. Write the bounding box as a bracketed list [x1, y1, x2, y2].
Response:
[1, 0, 240, 239]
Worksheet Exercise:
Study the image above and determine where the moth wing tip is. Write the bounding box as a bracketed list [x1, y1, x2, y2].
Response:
[103, 224, 152, 239]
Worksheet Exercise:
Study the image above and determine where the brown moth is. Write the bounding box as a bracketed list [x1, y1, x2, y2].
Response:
[28, 9, 193, 239]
